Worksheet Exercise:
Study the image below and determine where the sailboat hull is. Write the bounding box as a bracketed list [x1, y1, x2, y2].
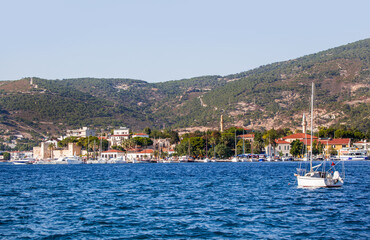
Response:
[297, 175, 343, 188]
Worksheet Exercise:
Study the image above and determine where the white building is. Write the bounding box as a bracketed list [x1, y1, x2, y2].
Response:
[101, 149, 125, 159]
[127, 149, 154, 161]
[66, 127, 96, 138]
[109, 127, 130, 146]
[264, 139, 292, 157]
[275, 139, 292, 157]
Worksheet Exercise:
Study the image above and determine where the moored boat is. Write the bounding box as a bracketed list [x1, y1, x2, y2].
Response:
[295, 83, 344, 188]
[55, 156, 83, 164]
[339, 147, 368, 160]
[10, 158, 34, 165]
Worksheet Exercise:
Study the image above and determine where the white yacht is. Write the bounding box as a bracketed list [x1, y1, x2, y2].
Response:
[108, 156, 126, 164]
[55, 156, 83, 164]
[10, 158, 34, 165]
[339, 147, 368, 160]
[231, 157, 239, 162]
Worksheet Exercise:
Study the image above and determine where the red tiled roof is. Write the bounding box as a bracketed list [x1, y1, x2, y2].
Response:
[134, 133, 148, 136]
[275, 139, 290, 144]
[300, 138, 351, 146]
[102, 149, 124, 153]
[327, 138, 351, 145]
[283, 133, 318, 140]
[139, 149, 154, 154]
[238, 134, 254, 138]
[300, 139, 320, 145]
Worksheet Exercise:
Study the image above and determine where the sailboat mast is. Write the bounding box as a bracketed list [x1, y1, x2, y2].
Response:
[310, 82, 314, 172]
[188, 138, 190, 158]
[99, 131, 102, 159]
[206, 132, 208, 158]
[235, 130, 237, 157]
[87, 135, 89, 161]
[243, 129, 245, 155]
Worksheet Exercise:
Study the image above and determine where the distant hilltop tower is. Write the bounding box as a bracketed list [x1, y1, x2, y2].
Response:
[220, 115, 224, 132]
[302, 113, 307, 134]
[30, 77, 33, 85]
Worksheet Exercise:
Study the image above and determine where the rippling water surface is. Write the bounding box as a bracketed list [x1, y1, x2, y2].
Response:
[0, 162, 369, 239]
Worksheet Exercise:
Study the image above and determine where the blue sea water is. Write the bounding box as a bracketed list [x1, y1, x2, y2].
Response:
[0, 162, 369, 239]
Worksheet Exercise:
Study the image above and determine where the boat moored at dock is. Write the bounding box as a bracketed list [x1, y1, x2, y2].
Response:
[339, 147, 368, 161]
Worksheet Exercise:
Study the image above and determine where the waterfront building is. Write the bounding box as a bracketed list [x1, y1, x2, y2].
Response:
[66, 127, 96, 138]
[296, 138, 351, 157]
[127, 149, 154, 161]
[33, 142, 81, 160]
[319, 138, 351, 157]
[109, 127, 130, 146]
[283, 133, 318, 143]
[153, 138, 172, 152]
[275, 139, 291, 157]
[237, 134, 255, 142]
[10, 151, 33, 160]
[101, 149, 125, 159]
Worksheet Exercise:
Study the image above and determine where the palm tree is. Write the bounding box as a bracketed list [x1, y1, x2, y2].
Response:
[154, 150, 159, 160]
[48, 143, 55, 159]
[263, 129, 278, 156]
[252, 138, 265, 154]
[121, 139, 135, 151]
[209, 137, 217, 158]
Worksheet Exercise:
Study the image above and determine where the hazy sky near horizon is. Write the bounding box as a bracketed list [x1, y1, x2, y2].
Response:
[1, 0, 369, 83]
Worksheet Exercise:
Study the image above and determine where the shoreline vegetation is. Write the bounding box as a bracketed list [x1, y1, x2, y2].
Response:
[2, 125, 369, 164]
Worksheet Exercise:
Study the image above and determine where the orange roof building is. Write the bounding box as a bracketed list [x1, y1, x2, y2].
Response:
[238, 134, 255, 142]
[283, 133, 318, 143]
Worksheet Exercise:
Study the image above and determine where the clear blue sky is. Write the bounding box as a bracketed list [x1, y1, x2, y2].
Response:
[0, 0, 369, 83]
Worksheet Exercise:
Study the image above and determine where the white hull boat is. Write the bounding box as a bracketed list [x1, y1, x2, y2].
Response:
[231, 157, 239, 162]
[296, 171, 343, 188]
[339, 148, 368, 161]
[295, 83, 344, 188]
[55, 156, 83, 164]
[11, 159, 34, 165]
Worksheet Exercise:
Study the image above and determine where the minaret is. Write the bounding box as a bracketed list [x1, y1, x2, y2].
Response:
[30, 77, 33, 85]
[220, 115, 224, 132]
[302, 113, 307, 134]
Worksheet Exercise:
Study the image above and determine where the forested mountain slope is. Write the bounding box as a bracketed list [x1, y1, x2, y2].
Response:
[0, 38, 368, 137]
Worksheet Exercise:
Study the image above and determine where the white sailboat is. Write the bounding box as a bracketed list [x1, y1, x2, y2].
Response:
[231, 131, 239, 162]
[295, 83, 344, 188]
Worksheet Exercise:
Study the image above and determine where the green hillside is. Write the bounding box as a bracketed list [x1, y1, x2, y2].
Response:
[168, 38, 370, 130]
[0, 38, 368, 137]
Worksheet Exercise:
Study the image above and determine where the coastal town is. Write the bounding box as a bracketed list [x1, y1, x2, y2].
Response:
[1, 115, 369, 164]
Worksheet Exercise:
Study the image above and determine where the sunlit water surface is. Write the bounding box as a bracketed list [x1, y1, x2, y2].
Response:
[0, 161, 369, 239]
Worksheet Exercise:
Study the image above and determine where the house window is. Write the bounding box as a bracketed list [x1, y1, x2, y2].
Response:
[342, 145, 346, 147]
